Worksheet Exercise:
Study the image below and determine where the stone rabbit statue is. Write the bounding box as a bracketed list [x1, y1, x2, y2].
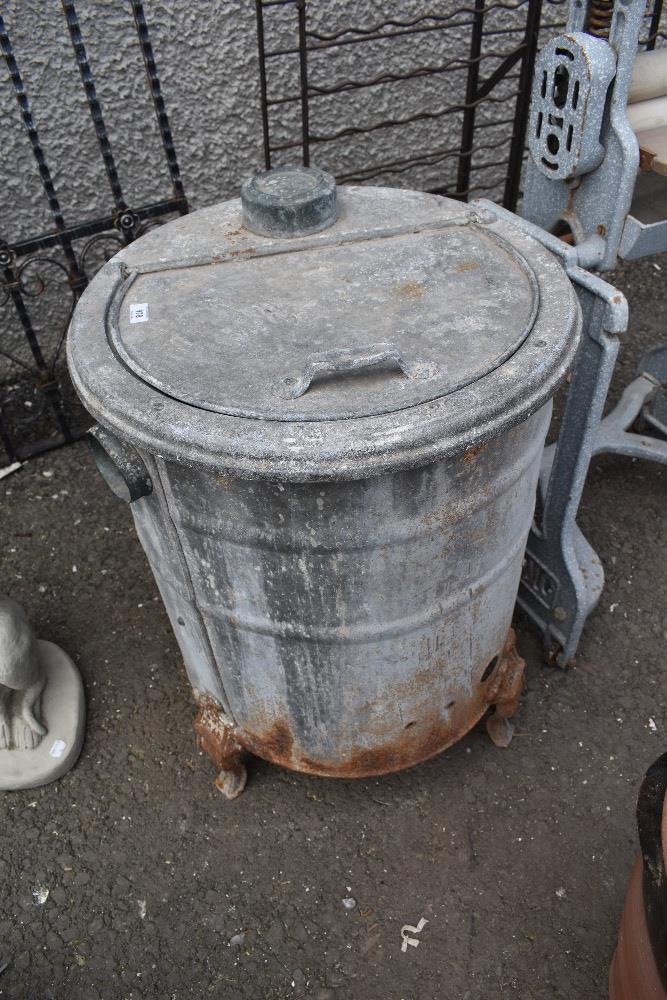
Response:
[0, 596, 46, 751]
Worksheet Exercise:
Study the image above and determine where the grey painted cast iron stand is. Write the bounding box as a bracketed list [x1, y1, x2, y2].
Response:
[0, 596, 85, 790]
[514, 264, 667, 668]
[478, 204, 628, 665]
[513, 0, 667, 664]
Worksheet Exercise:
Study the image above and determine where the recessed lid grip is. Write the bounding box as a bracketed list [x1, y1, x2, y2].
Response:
[279, 343, 440, 399]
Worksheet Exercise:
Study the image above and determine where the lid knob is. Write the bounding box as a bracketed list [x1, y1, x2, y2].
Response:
[241, 165, 337, 238]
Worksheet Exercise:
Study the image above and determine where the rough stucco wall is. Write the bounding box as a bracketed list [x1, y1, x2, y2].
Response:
[0, 0, 563, 383]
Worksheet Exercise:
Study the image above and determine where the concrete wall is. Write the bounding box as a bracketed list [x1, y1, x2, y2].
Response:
[0, 0, 564, 380]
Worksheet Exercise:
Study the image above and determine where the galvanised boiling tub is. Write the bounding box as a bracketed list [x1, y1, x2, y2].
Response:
[67, 167, 580, 797]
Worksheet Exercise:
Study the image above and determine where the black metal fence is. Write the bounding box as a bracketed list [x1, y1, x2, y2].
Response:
[0, 1, 187, 465]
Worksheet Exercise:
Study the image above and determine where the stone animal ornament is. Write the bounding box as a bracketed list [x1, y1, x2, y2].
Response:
[0, 597, 46, 751]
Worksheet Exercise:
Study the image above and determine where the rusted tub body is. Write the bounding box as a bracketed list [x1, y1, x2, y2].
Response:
[67, 172, 580, 794]
[130, 408, 547, 777]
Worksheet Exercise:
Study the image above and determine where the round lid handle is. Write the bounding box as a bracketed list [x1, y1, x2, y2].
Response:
[241, 165, 337, 238]
[278, 343, 440, 399]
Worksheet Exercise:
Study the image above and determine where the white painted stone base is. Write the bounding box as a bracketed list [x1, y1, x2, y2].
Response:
[0, 641, 85, 791]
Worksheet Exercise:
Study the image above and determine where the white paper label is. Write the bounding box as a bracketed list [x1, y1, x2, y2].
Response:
[49, 739, 67, 759]
[130, 303, 149, 323]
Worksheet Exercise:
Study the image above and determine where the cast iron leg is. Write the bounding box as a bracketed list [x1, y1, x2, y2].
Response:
[486, 628, 526, 748]
[593, 369, 667, 465]
[193, 696, 247, 799]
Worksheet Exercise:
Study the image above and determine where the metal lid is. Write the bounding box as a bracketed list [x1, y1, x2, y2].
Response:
[107, 222, 538, 422]
[241, 165, 337, 237]
[68, 186, 581, 481]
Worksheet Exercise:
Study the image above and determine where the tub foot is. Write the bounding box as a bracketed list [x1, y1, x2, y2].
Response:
[485, 628, 526, 748]
[214, 760, 247, 800]
[193, 695, 247, 799]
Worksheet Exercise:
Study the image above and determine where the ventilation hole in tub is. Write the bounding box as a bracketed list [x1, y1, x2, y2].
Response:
[177, 616, 185, 626]
[404, 721, 417, 730]
[481, 656, 499, 683]
[551, 218, 575, 244]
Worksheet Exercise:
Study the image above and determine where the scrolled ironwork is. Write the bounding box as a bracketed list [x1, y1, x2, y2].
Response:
[0, 4, 188, 463]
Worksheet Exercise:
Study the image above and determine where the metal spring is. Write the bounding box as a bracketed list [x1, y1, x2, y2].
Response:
[586, 0, 615, 37]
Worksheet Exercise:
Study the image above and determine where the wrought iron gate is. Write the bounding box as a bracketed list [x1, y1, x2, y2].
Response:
[0, 1, 187, 466]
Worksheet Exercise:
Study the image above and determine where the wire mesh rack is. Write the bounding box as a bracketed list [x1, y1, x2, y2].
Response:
[255, 0, 572, 210]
